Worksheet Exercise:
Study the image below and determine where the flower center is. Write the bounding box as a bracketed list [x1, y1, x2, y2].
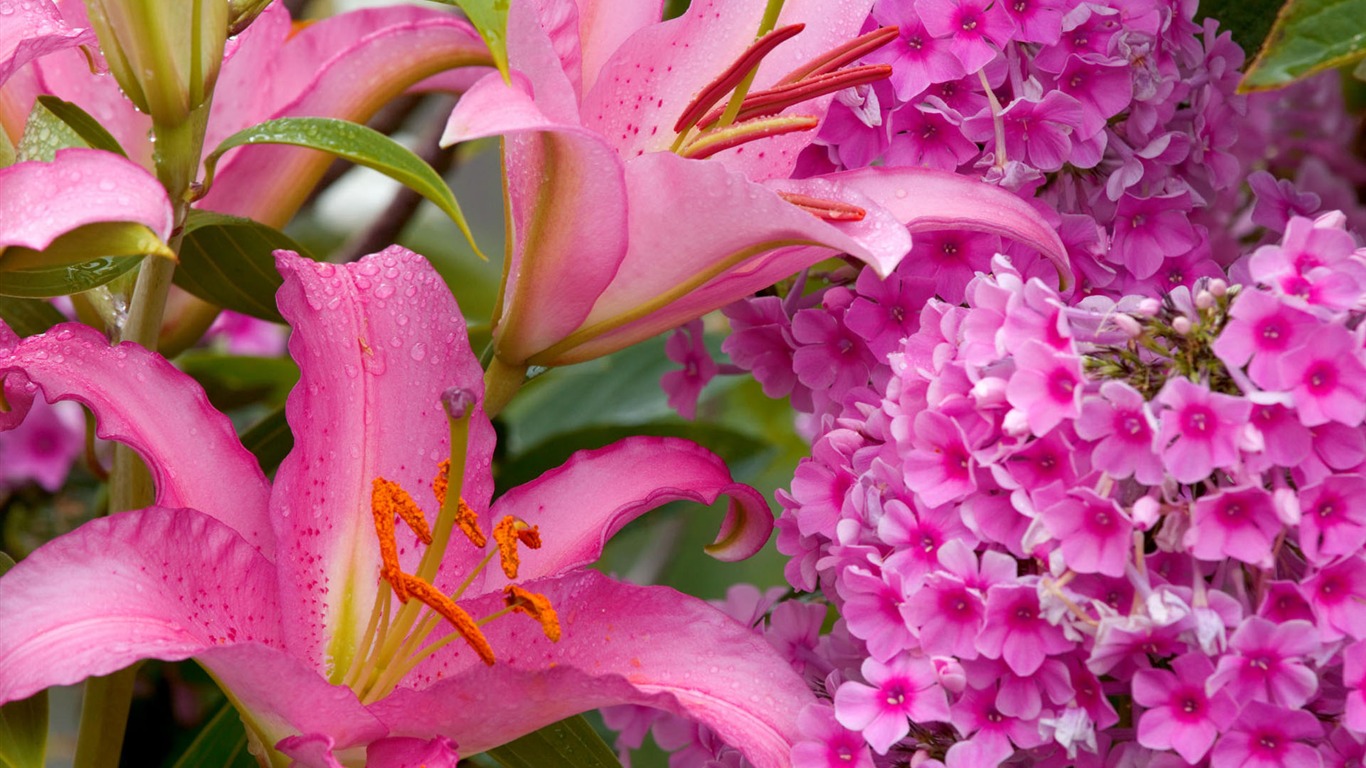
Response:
[339, 389, 560, 705]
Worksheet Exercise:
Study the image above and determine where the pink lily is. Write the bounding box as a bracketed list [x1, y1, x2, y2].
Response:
[0, 1, 491, 227]
[0, 0, 92, 89]
[0, 247, 813, 767]
[441, 0, 1070, 375]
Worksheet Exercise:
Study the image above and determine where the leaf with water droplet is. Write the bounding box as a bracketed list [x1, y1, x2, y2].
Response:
[174, 210, 315, 323]
[426, 0, 510, 82]
[31, 96, 127, 158]
[0, 222, 172, 298]
[0, 296, 65, 336]
[201, 118, 485, 260]
[486, 714, 623, 768]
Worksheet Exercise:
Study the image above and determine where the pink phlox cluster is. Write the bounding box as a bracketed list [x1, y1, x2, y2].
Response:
[0, 395, 84, 493]
[745, 212, 1366, 764]
[661, 319, 720, 420]
[203, 310, 288, 357]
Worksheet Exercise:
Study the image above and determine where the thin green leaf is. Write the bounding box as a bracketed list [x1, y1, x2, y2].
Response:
[33, 96, 127, 157]
[486, 715, 623, 768]
[175, 211, 315, 323]
[1240, 0, 1366, 91]
[16, 99, 85, 162]
[239, 406, 292, 476]
[429, 0, 510, 81]
[169, 701, 256, 768]
[0, 298, 66, 336]
[201, 117, 483, 259]
[0, 222, 174, 299]
[0, 554, 47, 768]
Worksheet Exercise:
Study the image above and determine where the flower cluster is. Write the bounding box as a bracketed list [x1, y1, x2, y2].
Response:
[761, 210, 1366, 765]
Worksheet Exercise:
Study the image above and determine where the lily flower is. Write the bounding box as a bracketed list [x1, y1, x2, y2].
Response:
[441, 0, 1070, 382]
[0, 0, 92, 89]
[1, 1, 491, 227]
[0, 247, 812, 767]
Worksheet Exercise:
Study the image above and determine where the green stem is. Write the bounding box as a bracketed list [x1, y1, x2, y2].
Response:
[482, 356, 527, 418]
[74, 101, 212, 768]
[72, 666, 139, 768]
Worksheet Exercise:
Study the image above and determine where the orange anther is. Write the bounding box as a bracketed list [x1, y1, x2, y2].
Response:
[433, 459, 450, 506]
[370, 480, 407, 602]
[505, 585, 561, 642]
[493, 516, 523, 579]
[399, 574, 496, 665]
[435, 460, 487, 548]
[373, 477, 433, 545]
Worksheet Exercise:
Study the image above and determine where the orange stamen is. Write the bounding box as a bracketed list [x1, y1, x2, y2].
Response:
[374, 477, 433, 545]
[370, 480, 408, 602]
[697, 64, 893, 129]
[776, 191, 867, 221]
[505, 585, 562, 642]
[398, 574, 496, 665]
[492, 515, 541, 579]
[434, 460, 486, 548]
[674, 23, 806, 135]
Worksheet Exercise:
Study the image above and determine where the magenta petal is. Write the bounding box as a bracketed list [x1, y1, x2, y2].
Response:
[199, 8, 491, 226]
[367, 736, 459, 768]
[0, 508, 280, 705]
[823, 166, 1074, 289]
[271, 247, 495, 669]
[377, 571, 815, 768]
[0, 321, 34, 430]
[0, 0, 92, 88]
[0, 148, 172, 250]
[441, 72, 630, 364]
[0, 323, 274, 554]
[487, 436, 771, 590]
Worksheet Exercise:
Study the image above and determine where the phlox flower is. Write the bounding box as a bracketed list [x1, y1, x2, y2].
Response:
[1208, 701, 1323, 768]
[1302, 554, 1366, 642]
[1210, 289, 1316, 390]
[885, 100, 980, 171]
[1004, 339, 1084, 436]
[791, 703, 876, 768]
[838, 567, 916, 662]
[834, 655, 950, 754]
[1040, 488, 1133, 577]
[1133, 653, 1238, 763]
[1110, 189, 1201, 280]
[1075, 381, 1163, 484]
[1153, 376, 1250, 484]
[1297, 473, 1366, 564]
[867, 5, 965, 100]
[1187, 485, 1281, 567]
[916, 0, 1014, 72]
[947, 682, 1048, 765]
[1207, 617, 1319, 709]
[976, 581, 1072, 676]
[0, 396, 82, 492]
[903, 570, 985, 659]
[989, 0, 1064, 45]
[901, 410, 977, 508]
[1345, 642, 1366, 734]
[1279, 324, 1366, 427]
[661, 319, 718, 420]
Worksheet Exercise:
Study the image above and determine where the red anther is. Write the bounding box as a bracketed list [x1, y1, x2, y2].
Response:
[777, 192, 867, 221]
[698, 64, 892, 128]
[680, 115, 820, 160]
[776, 26, 900, 85]
[673, 23, 806, 135]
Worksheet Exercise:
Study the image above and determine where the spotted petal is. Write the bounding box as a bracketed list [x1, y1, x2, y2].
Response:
[377, 571, 815, 768]
[0, 323, 273, 554]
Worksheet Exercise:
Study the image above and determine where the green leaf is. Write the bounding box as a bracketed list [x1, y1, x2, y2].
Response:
[0, 221, 175, 299]
[1196, 0, 1285, 59]
[178, 350, 299, 411]
[202, 117, 483, 259]
[0, 554, 47, 768]
[0, 298, 66, 336]
[1240, 0, 1366, 91]
[486, 715, 623, 768]
[175, 211, 315, 323]
[33, 96, 127, 157]
[16, 100, 85, 162]
[169, 701, 255, 768]
[239, 406, 292, 476]
[430, 0, 510, 81]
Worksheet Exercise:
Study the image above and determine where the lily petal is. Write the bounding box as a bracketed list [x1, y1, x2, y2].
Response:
[377, 571, 815, 768]
[485, 436, 770, 592]
[0, 148, 172, 251]
[271, 247, 495, 673]
[0, 0, 92, 89]
[572, 0, 664, 94]
[0, 321, 34, 430]
[0, 323, 274, 554]
[0, 507, 280, 705]
[199, 8, 492, 226]
[441, 72, 629, 364]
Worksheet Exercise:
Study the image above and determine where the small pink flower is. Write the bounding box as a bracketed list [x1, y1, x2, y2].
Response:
[661, 319, 718, 420]
[834, 655, 950, 754]
[1345, 642, 1366, 734]
[1154, 376, 1250, 484]
[916, 0, 1013, 71]
[1040, 488, 1133, 577]
[791, 704, 876, 768]
[1208, 701, 1323, 768]
[1302, 554, 1366, 642]
[1075, 381, 1163, 484]
[1187, 485, 1281, 567]
[0, 397, 83, 492]
[1207, 617, 1319, 709]
[1280, 324, 1366, 428]
[1210, 289, 1316, 390]
[1005, 339, 1084, 436]
[1297, 474, 1366, 565]
[1133, 653, 1238, 763]
[976, 582, 1072, 676]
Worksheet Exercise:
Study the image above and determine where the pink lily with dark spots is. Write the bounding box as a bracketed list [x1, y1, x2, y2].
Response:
[0, 248, 812, 768]
[442, 0, 1071, 382]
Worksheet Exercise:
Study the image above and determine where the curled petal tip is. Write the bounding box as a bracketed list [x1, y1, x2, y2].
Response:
[703, 484, 773, 562]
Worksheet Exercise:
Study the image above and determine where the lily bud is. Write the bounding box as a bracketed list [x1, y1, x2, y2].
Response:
[82, 0, 228, 126]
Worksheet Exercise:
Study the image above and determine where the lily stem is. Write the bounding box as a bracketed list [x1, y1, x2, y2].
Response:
[74, 103, 211, 768]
